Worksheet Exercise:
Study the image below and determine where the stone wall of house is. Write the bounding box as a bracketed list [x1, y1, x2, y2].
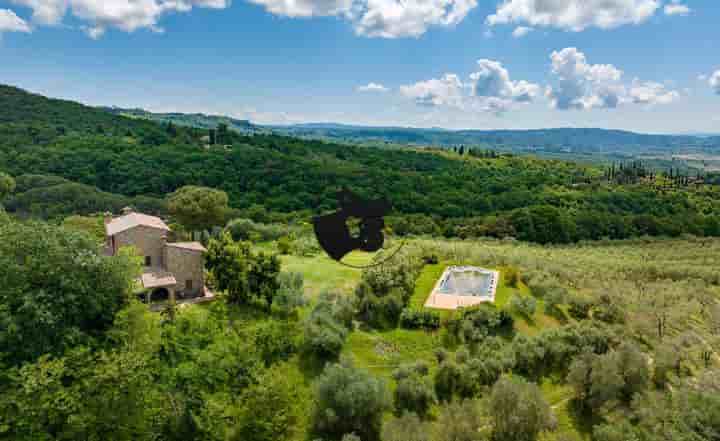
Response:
[164, 246, 204, 297]
[114, 226, 167, 268]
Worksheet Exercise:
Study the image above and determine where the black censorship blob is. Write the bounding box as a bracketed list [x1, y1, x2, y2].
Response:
[313, 188, 391, 262]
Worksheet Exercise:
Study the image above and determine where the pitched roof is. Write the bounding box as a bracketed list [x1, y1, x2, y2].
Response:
[106, 212, 170, 236]
[166, 242, 207, 253]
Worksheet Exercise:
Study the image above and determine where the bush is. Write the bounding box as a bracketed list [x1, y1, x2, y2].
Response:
[272, 272, 306, 316]
[423, 254, 439, 264]
[489, 376, 552, 441]
[567, 294, 594, 320]
[394, 374, 436, 418]
[445, 305, 514, 344]
[400, 308, 441, 330]
[277, 235, 292, 254]
[303, 292, 354, 362]
[504, 267, 521, 287]
[226, 217, 291, 242]
[543, 287, 567, 314]
[312, 362, 390, 441]
[510, 294, 537, 317]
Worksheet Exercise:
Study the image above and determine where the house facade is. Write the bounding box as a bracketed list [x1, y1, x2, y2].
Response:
[105, 210, 207, 302]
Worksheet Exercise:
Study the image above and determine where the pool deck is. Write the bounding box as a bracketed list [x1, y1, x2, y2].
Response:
[424, 266, 500, 310]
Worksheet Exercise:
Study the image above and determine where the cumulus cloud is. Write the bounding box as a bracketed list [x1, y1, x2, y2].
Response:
[357, 82, 389, 92]
[400, 73, 465, 108]
[487, 0, 660, 32]
[400, 59, 539, 114]
[511, 25, 532, 37]
[546, 47, 624, 109]
[246, 0, 349, 17]
[547, 47, 679, 110]
[0, 8, 31, 32]
[9, 0, 231, 37]
[628, 80, 680, 105]
[348, 0, 477, 38]
[710, 70, 720, 95]
[664, 0, 690, 15]
[469, 59, 540, 103]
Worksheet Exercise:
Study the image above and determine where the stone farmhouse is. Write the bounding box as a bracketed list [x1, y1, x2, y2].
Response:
[105, 209, 207, 303]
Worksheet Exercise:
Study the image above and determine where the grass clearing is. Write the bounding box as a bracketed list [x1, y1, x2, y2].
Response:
[342, 328, 440, 382]
[278, 250, 375, 299]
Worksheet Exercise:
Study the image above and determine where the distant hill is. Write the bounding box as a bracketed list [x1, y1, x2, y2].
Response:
[102, 107, 262, 134]
[271, 124, 720, 154]
[2, 83, 720, 245]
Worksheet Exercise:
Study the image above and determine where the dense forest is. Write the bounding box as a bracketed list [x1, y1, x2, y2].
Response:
[1, 84, 720, 244]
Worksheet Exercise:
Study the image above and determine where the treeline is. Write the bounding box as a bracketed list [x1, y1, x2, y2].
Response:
[2, 84, 720, 244]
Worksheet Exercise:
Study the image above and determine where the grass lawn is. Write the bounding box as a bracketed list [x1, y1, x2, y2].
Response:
[342, 328, 440, 383]
[279, 250, 375, 300]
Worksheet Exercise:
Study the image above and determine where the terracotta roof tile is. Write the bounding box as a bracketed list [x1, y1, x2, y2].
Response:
[166, 242, 207, 252]
[106, 212, 170, 236]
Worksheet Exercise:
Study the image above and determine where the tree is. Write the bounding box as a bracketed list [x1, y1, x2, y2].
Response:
[303, 297, 350, 362]
[167, 185, 229, 232]
[567, 350, 623, 412]
[432, 400, 490, 441]
[510, 294, 537, 317]
[313, 362, 390, 441]
[614, 342, 650, 402]
[0, 171, 15, 200]
[489, 376, 552, 441]
[394, 373, 436, 418]
[382, 413, 432, 441]
[205, 231, 280, 307]
[0, 220, 141, 365]
[2, 348, 168, 441]
[229, 365, 305, 441]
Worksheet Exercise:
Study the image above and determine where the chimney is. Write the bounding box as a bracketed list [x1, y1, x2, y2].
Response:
[103, 212, 113, 225]
[122, 206, 134, 215]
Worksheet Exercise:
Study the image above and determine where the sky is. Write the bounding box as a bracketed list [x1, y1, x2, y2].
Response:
[1, 0, 719, 133]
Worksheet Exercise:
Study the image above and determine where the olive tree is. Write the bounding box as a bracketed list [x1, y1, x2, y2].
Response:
[167, 185, 228, 232]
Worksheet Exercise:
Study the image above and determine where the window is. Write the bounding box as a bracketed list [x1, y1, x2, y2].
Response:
[145, 256, 152, 266]
[186, 280, 193, 290]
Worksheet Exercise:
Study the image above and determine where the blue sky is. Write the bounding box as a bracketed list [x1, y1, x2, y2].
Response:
[1, 0, 718, 133]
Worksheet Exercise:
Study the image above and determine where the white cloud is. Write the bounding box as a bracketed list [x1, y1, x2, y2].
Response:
[664, 0, 690, 15]
[400, 59, 539, 114]
[710, 70, 720, 95]
[469, 59, 540, 102]
[11, 0, 66, 25]
[487, 0, 660, 32]
[547, 47, 679, 110]
[246, 0, 349, 17]
[9, 0, 231, 37]
[629, 80, 680, 105]
[547, 47, 624, 109]
[511, 25, 532, 37]
[349, 0, 477, 38]
[0, 8, 31, 32]
[400, 73, 465, 108]
[357, 82, 389, 92]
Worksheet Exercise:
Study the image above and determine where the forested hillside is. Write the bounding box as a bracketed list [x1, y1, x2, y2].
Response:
[2, 84, 720, 243]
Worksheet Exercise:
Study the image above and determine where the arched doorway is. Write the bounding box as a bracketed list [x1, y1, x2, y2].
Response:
[150, 287, 170, 302]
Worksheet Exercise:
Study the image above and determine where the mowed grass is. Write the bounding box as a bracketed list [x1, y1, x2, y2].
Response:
[278, 251, 375, 299]
[342, 328, 441, 382]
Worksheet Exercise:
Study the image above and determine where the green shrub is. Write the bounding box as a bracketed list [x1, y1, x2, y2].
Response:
[510, 294, 537, 317]
[504, 267, 521, 287]
[399, 308, 441, 330]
